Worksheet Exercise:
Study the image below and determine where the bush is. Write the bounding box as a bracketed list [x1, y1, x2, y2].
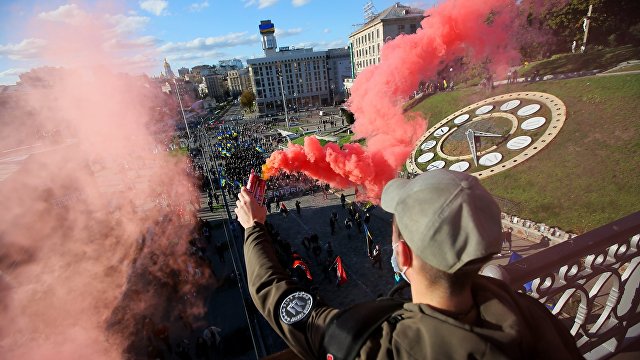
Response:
[340, 107, 355, 125]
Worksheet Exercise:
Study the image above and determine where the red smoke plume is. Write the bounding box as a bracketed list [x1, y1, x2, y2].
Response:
[0, 3, 209, 359]
[264, 0, 521, 201]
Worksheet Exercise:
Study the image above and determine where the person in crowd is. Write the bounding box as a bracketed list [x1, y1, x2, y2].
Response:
[370, 244, 382, 269]
[344, 218, 352, 240]
[503, 227, 513, 253]
[234, 170, 582, 359]
[280, 202, 289, 217]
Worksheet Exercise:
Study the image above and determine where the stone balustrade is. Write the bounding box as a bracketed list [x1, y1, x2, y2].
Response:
[501, 212, 576, 246]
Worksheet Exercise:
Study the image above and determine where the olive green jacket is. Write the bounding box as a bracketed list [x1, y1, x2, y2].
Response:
[244, 223, 582, 360]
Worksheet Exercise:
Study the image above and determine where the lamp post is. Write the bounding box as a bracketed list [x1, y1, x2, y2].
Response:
[174, 78, 192, 144]
[330, 84, 335, 106]
[277, 63, 290, 128]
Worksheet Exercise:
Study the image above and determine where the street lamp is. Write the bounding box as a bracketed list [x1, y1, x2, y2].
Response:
[174, 78, 192, 144]
[330, 84, 335, 106]
[276, 63, 290, 128]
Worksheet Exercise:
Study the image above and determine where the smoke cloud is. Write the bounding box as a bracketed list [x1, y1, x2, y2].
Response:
[0, 3, 209, 359]
[264, 0, 522, 201]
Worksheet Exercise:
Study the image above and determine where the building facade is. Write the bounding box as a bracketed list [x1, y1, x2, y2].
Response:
[198, 82, 208, 98]
[227, 69, 252, 97]
[177, 67, 190, 78]
[204, 74, 227, 100]
[219, 58, 244, 70]
[326, 47, 352, 104]
[349, 3, 425, 77]
[248, 20, 348, 113]
[163, 58, 175, 78]
[248, 48, 330, 113]
[191, 65, 215, 77]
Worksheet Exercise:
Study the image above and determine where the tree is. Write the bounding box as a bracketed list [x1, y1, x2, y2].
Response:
[340, 107, 355, 125]
[537, 0, 640, 52]
[239, 90, 256, 110]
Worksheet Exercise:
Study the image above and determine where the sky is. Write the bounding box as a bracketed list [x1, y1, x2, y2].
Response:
[0, 0, 437, 85]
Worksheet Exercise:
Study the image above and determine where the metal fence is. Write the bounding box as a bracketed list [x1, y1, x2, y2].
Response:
[483, 211, 640, 359]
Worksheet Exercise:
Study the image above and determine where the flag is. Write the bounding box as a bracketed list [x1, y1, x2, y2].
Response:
[364, 224, 373, 257]
[333, 256, 348, 285]
[508, 252, 533, 293]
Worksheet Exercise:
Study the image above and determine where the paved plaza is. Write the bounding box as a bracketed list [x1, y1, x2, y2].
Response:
[200, 185, 550, 311]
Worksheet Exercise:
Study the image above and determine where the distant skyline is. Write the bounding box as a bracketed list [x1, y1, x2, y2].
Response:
[0, 0, 437, 85]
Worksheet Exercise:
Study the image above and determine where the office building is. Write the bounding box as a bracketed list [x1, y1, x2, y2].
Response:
[227, 68, 252, 97]
[327, 47, 352, 104]
[219, 58, 244, 70]
[349, 3, 425, 77]
[204, 74, 227, 100]
[248, 20, 349, 113]
[177, 67, 190, 78]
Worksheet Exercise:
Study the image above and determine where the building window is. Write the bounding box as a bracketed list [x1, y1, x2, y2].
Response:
[410, 24, 417, 33]
[377, 28, 380, 39]
[398, 24, 405, 32]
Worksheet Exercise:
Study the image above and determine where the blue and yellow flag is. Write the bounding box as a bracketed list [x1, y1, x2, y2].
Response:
[363, 224, 373, 256]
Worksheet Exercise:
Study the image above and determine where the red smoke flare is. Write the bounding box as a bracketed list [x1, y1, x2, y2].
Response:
[264, 0, 521, 201]
[0, 3, 210, 359]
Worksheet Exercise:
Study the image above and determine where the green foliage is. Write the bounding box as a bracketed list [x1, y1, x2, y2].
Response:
[169, 146, 188, 157]
[338, 133, 353, 146]
[520, 45, 640, 76]
[239, 90, 256, 110]
[411, 74, 640, 233]
[340, 107, 355, 125]
[544, 0, 640, 50]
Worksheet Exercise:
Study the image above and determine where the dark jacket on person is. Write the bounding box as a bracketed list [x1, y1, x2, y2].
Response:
[243, 223, 582, 360]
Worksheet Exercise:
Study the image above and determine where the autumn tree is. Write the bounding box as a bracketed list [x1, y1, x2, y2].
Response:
[239, 90, 256, 111]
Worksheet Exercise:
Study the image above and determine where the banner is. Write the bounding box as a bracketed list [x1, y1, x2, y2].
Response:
[364, 224, 373, 257]
[333, 256, 348, 285]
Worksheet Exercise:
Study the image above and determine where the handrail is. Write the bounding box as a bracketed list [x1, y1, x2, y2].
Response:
[482, 211, 640, 359]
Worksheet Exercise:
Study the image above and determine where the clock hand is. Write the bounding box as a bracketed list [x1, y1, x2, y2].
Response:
[473, 130, 502, 137]
[466, 129, 478, 166]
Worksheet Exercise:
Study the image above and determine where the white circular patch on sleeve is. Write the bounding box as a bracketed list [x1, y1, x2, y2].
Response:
[279, 291, 314, 325]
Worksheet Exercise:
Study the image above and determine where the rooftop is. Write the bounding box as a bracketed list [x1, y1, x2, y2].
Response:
[351, 2, 425, 36]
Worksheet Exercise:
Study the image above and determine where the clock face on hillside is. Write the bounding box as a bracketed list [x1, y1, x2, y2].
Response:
[407, 92, 566, 179]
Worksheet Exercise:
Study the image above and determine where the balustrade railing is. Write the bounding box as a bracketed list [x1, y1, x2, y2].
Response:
[482, 211, 640, 359]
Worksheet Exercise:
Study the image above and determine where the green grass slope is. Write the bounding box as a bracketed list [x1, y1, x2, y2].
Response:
[410, 74, 640, 233]
[521, 45, 640, 77]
